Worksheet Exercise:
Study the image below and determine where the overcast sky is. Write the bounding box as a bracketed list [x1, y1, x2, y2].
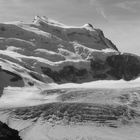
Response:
[0, 0, 140, 54]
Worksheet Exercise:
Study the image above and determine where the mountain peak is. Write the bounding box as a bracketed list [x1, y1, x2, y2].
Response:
[33, 16, 66, 27]
[83, 23, 94, 30]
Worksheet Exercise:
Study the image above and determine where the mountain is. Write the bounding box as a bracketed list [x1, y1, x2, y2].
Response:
[0, 16, 140, 140]
[0, 16, 140, 92]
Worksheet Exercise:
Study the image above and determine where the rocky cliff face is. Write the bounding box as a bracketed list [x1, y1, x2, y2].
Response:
[91, 53, 140, 81]
[107, 53, 140, 81]
[0, 67, 24, 96]
[0, 121, 21, 140]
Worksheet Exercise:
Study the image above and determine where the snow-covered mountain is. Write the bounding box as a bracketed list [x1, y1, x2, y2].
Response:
[0, 16, 140, 140]
[0, 16, 119, 89]
[0, 16, 140, 91]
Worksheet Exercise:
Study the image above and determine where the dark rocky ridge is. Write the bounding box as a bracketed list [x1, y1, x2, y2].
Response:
[0, 67, 24, 96]
[91, 53, 140, 81]
[41, 66, 88, 83]
[41, 53, 140, 83]
[107, 53, 140, 80]
[0, 121, 21, 140]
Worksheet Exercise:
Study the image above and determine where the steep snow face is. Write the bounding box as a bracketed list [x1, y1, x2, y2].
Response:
[0, 16, 118, 54]
[32, 16, 118, 51]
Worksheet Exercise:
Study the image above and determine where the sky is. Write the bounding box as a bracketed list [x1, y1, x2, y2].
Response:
[0, 0, 140, 55]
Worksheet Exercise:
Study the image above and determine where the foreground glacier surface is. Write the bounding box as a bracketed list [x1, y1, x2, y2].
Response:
[0, 79, 140, 140]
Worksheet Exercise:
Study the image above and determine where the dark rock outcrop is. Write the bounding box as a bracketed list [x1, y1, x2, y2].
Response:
[0, 67, 24, 96]
[41, 66, 88, 83]
[41, 53, 140, 83]
[0, 121, 21, 140]
[107, 53, 140, 81]
[91, 53, 140, 81]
